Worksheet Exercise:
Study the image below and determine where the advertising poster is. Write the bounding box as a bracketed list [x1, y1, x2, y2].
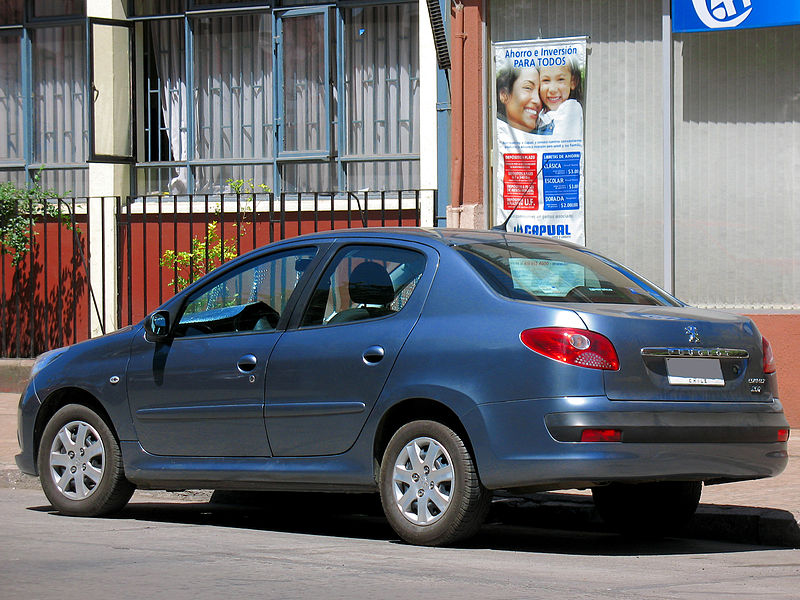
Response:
[492, 37, 587, 245]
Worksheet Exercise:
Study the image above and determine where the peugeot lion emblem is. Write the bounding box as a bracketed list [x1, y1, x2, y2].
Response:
[685, 325, 701, 344]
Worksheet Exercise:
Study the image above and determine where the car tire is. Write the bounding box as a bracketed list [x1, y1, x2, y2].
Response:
[592, 481, 702, 538]
[37, 404, 135, 517]
[379, 420, 491, 546]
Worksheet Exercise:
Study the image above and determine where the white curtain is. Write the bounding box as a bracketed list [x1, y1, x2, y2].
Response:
[149, 20, 188, 194]
[344, 3, 420, 191]
[31, 25, 87, 196]
[0, 33, 23, 165]
[193, 14, 274, 192]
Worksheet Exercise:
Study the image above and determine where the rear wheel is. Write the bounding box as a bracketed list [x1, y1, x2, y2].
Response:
[37, 404, 135, 517]
[379, 420, 491, 546]
[592, 481, 702, 537]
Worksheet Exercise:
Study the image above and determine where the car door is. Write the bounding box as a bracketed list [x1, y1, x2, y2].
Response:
[126, 246, 319, 457]
[265, 242, 434, 457]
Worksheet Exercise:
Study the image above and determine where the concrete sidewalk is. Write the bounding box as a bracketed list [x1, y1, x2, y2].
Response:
[2, 390, 798, 547]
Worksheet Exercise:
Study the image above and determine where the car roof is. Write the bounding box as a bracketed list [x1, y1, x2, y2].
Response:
[280, 227, 584, 251]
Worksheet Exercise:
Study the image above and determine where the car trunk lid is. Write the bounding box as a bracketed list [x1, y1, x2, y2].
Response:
[571, 305, 771, 402]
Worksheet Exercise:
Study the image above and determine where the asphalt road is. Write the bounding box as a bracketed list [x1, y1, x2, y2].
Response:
[2, 487, 799, 600]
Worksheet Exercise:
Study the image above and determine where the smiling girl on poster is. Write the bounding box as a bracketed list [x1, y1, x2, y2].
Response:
[537, 58, 583, 140]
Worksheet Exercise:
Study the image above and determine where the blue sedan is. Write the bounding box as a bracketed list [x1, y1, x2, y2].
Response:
[16, 228, 789, 545]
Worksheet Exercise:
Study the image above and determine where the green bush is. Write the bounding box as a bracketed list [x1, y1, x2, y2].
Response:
[0, 173, 66, 266]
[160, 221, 239, 292]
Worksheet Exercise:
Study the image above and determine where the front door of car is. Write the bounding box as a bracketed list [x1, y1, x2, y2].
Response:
[265, 243, 433, 457]
[126, 246, 319, 457]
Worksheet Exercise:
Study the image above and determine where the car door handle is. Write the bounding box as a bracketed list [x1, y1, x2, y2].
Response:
[362, 345, 385, 365]
[237, 354, 258, 373]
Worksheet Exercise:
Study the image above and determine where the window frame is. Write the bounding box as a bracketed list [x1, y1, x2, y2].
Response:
[275, 6, 333, 162]
[88, 17, 136, 164]
[8, 15, 90, 193]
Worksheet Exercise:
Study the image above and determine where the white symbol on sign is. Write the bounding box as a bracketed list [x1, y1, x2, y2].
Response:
[691, 0, 753, 29]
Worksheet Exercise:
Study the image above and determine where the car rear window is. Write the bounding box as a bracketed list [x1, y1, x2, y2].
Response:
[455, 241, 680, 306]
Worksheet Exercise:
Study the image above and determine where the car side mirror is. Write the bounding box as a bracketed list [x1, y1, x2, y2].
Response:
[145, 310, 171, 342]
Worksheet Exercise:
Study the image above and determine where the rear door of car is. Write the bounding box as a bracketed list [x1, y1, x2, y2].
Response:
[264, 241, 437, 457]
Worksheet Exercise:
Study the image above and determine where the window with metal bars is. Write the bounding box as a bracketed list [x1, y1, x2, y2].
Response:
[135, 1, 419, 197]
[0, 3, 88, 195]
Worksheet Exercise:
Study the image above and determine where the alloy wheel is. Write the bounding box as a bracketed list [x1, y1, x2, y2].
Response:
[47, 420, 105, 500]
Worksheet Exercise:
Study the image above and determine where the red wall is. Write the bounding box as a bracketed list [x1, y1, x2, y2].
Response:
[1, 219, 91, 357]
[746, 314, 800, 427]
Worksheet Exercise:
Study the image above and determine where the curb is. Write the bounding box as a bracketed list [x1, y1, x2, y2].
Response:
[3, 468, 797, 548]
[0, 359, 34, 394]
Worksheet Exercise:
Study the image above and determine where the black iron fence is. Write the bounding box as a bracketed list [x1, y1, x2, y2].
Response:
[1, 190, 431, 357]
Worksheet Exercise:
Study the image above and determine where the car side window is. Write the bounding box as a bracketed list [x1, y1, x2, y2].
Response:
[300, 245, 426, 327]
[174, 248, 317, 337]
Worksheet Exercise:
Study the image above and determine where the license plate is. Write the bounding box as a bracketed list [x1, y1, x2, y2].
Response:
[665, 358, 724, 386]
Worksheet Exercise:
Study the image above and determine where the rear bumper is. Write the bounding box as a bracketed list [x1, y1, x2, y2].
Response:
[468, 396, 789, 491]
[545, 410, 788, 443]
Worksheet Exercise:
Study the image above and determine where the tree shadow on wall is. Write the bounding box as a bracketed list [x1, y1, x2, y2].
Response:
[0, 230, 88, 358]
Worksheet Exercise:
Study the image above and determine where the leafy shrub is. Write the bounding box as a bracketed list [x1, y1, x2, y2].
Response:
[0, 173, 67, 266]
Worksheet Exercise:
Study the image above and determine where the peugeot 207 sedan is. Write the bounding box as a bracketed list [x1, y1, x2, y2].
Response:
[16, 228, 789, 545]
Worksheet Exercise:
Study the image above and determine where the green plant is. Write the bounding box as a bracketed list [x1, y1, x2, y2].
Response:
[0, 172, 68, 266]
[225, 178, 272, 194]
[161, 179, 270, 291]
[160, 221, 239, 292]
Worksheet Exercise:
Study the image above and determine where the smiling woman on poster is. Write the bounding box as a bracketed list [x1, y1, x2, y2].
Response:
[496, 64, 543, 133]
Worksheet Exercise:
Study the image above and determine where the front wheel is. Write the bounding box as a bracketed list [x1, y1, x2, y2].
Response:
[379, 420, 491, 546]
[37, 404, 135, 517]
[592, 481, 702, 538]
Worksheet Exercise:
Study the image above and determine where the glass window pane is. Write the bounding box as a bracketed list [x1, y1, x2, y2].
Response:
[280, 162, 335, 193]
[92, 23, 133, 159]
[344, 4, 419, 158]
[456, 241, 678, 306]
[32, 26, 87, 195]
[176, 247, 318, 337]
[282, 13, 327, 153]
[194, 164, 273, 195]
[0, 0, 23, 24]
[301, 245, 426, 327]
[191, 0, 261, 6]
[136, 166, 188, 197]
[143, 19, 188, 193]
[194, 14, 273, 160]
[0, 169, 25, 187]
[346, 160, 419, 192]
[32, 0, 84, 18]
[37, 167, 87, 197]
[133, 0, 183, 16]
[0, 33, 23, 161]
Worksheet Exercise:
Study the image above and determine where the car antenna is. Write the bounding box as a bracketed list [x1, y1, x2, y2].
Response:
[348, 190, 370, 228]
[491, 158, 550, 232]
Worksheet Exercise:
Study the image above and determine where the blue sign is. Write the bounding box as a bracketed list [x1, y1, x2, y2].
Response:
[673, 1, 800, 33]
[542, 152, 580, 211]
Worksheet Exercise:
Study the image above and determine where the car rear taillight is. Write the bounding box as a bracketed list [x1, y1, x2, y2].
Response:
[763, 337, 777, 374]
[520, 327, 620, 371]
[778, 429, 790, 443]
[580, 429, 622, 442]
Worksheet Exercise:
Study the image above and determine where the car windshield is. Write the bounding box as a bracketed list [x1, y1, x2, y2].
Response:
[455, 240, 681, 306]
